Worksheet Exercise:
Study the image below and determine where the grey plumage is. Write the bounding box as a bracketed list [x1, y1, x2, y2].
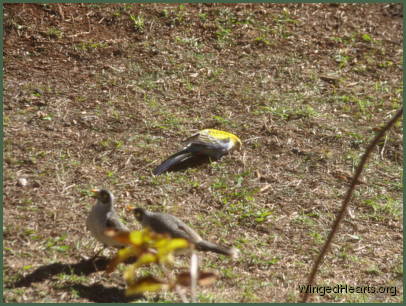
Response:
[86, 189, 129, 248]
[132, 207, 239, 258]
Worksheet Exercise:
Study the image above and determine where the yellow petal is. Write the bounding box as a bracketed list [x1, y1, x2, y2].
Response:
[129, 230, 145, 246]
[123, 252, 159, 283]
[156, 238, 189, 255]
[136, 252, 157, 267]
[158, 252, 175, 266]
[106, 247, 141, 273]
[123, 262, 137, 283]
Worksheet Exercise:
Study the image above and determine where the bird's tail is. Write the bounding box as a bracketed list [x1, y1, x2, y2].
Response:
[153, 150, 192, 175]
[196, 240, 240, 259]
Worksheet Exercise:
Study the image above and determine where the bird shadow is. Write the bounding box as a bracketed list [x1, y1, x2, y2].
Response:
[68, 283, 140, 303]
[8, 257, 110, 289]
[162, 155, 216, 174]
[7, 256, 143, 302]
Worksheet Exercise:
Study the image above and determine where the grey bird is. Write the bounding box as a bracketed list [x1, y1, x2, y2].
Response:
[86, 189, 130, 252]
[131, 207, 239, 258]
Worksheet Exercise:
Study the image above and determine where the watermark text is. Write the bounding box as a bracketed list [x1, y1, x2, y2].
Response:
[298, 284, 397, 297]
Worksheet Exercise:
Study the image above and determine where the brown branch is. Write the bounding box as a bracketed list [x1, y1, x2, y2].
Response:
[301, 107, 403, 303]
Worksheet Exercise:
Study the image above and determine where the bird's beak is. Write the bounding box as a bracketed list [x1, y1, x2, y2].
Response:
[126, 204, 135, 212]
[91, 189, 100, 198]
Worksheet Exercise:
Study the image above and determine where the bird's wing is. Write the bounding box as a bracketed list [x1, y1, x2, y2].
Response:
[147, 213, 201, 243]
[170, 216, 202, 242]
[182, 132, 201, 144]
[187, 142, 225, 154]
[183, 132, 225, 146]
[106, 211, 129, 232]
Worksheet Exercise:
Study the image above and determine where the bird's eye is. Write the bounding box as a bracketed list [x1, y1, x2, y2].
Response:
[100, 192, 109, 202]
[134, 211, 142, 218]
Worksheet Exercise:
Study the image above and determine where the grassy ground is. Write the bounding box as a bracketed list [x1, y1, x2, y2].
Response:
[3, 3, 403, 303]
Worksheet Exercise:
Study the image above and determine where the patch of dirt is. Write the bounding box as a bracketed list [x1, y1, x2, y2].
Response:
[3, 3, 403, 303]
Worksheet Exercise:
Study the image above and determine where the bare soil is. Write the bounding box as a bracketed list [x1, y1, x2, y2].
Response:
[3, 3, 403, 303]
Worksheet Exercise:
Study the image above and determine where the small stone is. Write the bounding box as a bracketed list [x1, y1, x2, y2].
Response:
[32, 181, 41, 188]
[17, 178, 28, 187]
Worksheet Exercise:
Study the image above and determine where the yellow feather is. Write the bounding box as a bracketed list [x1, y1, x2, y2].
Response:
[202, 129, 241, 146]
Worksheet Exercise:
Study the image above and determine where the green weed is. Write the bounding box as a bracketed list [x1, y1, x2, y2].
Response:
[130, 15, 144, 31]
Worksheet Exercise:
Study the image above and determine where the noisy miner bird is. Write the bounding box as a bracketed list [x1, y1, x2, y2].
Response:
[153, 129, 242, 175]
[130, 207, 239, 259]
[86, 189, 130, 255]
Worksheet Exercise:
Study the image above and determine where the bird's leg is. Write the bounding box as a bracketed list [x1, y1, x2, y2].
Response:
[89, 246, 106, 271]
[92, 246, 105, 259]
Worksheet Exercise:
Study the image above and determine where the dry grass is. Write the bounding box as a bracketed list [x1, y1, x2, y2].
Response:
[3, 3, 403, 303]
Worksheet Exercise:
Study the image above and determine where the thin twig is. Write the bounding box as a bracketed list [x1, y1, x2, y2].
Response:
[380, 134, 388, 160]
[190, 252, 199, 303]
[301, 107, 403, 303]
